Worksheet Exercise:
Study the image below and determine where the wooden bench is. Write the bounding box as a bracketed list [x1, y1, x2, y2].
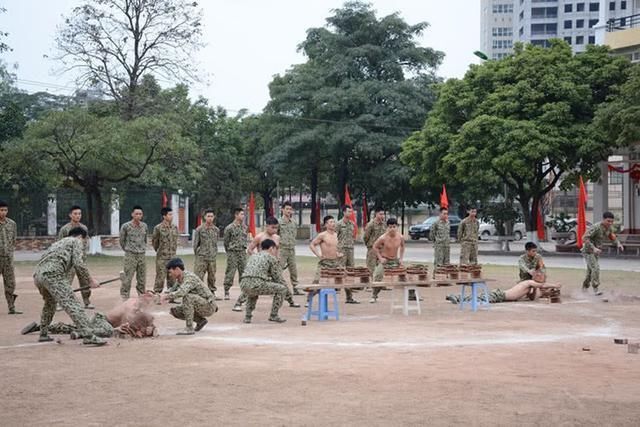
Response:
[618, 234, 640, 256]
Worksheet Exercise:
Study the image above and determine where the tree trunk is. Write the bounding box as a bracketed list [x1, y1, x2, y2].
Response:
[85, 190, 95, 235]
[95, 188, 104, 235]
[337, 159, 349, 207]
[310, 166, 318, 225]
[261, 190, 272, 220]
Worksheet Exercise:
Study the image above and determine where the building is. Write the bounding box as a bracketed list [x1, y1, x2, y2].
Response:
[481, 0, 515, 60]
[481, 0, 640, 58]
[596, 0, 640, 61]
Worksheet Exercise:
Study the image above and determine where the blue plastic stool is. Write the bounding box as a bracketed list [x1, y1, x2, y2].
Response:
[304, 288, 340, 322]
[459, 281, 491, 312]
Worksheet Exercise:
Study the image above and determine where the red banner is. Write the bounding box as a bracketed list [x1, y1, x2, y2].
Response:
[248, 193, 256, 237]
[536, 204, 545, 240]
[577, 176, 588, 249]
[161, 190, 168, 208]
[608, 163, 640, 181]
[344, 185, 358, 237]
[440, 184, 449, 210]
[362, 191, 368, 227]
[315, 196, 321, 233]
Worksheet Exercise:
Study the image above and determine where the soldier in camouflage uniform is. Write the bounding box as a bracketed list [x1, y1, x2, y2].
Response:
[32, 228, 105, 345]
[458, 207, 480, 265]
[163, 258, 217, 335]
[278, 201, 302, 295]
[58, 205, 93, 308]
[0, 200, 20, 314]
[581, 211, 624, 295]
[239, 239, 289, 323]
[119, 205, 148, 299]
[223, 207, 248, 300]
[429, 208, 451, 278]
[193, 209, 219, 297]
[336, 206, 358, 303]
[518, 241, 546, 281]
[363, 207, 386, 275]
[446, 274, 561, 304]
[152, 207, 179, 293]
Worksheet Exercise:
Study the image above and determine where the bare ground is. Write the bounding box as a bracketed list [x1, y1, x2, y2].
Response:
[1, 256, 640, 426]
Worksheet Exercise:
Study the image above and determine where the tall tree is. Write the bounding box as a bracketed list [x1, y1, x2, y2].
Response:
[402, 41, 632, 236]
[55, 0, 203, 119]
[9, 108, 197, 233]
[265, 1, 442, 216]
[0, 6, 10, 53]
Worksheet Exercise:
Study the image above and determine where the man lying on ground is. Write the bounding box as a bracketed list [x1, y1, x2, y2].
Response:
[446, 271, 560, 304]
[22, 291, 158, 338]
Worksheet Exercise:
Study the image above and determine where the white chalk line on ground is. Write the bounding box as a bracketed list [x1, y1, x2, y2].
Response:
[0, 341, 56, 350]
[187, 326, 617, 349]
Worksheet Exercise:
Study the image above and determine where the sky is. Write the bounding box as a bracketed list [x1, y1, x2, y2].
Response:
[0, 0, 481, 113]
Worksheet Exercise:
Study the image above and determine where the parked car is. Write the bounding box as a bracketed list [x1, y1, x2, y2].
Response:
[550, 218, 592, 241]
[409, 215, 461, 240]
[478, 221, 526, 241]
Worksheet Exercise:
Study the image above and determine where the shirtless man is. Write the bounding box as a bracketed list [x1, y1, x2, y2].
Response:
[446, 271, 561, 304]
[21, 292, 158, 338]
[370, 218, 405, 303]
[233, 217, 299, 311]
[309, 216, 344, 284]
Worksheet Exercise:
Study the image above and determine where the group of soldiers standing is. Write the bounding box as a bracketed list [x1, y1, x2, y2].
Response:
[0, 197, 628, 345]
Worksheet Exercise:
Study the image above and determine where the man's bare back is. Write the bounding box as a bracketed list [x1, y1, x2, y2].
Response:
[249, 231, 280, 254]
[106, 293, 155, 328]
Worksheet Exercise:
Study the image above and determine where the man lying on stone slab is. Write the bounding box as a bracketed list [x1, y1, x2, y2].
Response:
[22, 291, 158, 339]
[446, 270, 561, 304]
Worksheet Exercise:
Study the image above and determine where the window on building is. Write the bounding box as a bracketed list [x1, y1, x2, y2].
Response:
[621, 0, 627, 9]
[589, 2, 599, 11]
[576, 35, 584, 44]
[520, 11, 524, 20]
[576, 19, 585, 28]
[531, 39, 551, 48]
[609, 1, 616, 10]
[565, 4, 573, 12]
[588, 35, 596, 44]
[564, 36, 572, 44]
[564, 20, 573, 29]
[577, 3, 585, 11]
[589, 19, 599, 27]
[519, 27, 524, 36]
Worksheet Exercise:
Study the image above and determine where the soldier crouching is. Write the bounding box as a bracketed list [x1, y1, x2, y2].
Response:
[162, 258, 218, 335]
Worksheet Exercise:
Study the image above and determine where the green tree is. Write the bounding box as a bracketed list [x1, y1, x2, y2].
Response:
[10, 108, 196, 233]
[265, 1, 442, 220]
[55, 0, 203, 119]
[594, 64, 640, 147]
[0, 6, 10, 53]
[402, 41, 632, 235]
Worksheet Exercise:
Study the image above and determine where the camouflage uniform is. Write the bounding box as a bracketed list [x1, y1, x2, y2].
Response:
[168, 271, 217, 329]
[581, 222, 620, 291]
[119, 221, 148, 299]
[458, 217, 479, 265]
[223, 222, 248, 294]
[446, 288, 506, 304]
[278, 216, 299, 292]
[430, 220, 450, 277]
[152, 221, 179, 293]
[240, 252, 288, 321]
[45, 312, 114, 337]
[33, 238, 95, 338]
[372, 258, 400, 298]
[312, 258, 343, 284]
[517, 253, 545, 281]
[336, 218, 356, 300]
[193, 224, 219, 293]
[58, 222, 91, 305]
[0, 217, 17, 312]
[363, 220, 386, 274]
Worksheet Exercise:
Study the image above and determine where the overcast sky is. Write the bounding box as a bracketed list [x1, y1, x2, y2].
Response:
[0, 0, 481, 113]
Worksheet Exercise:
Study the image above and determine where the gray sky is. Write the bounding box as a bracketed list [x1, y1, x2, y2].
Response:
[0, 0, 481, 113]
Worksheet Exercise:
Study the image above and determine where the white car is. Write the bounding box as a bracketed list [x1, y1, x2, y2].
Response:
[479, 222, 526, 241]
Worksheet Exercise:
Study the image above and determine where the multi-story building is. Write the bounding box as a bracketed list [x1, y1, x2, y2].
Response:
[481, 0, 515, 60]
[481, 0, 640, 57]
[596, 0, 640, 62]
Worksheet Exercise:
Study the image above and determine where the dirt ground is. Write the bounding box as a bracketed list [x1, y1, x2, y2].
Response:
[1, 255, 640, 426]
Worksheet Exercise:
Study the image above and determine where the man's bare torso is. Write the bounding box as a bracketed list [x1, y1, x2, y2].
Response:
[317, 231, 340, 259]
[376, 232, 403, 260]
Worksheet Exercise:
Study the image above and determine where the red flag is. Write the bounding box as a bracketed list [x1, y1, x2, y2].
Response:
[315, 195, 321, 233]
[577, 177, 588, 248]
[161, 190, 168, 208]
[196, 214, 202, 227]
[248, 193, 256, 237]
[440, 184, 449, 210]
[362, 191, 368, 226]
[536, 204, 545, 240]
[344, 185, 358, 237]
